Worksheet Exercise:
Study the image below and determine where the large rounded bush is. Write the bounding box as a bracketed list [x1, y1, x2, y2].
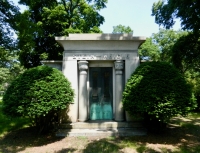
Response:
[3, 65, 74, 133]
[122, 62, 196, 124]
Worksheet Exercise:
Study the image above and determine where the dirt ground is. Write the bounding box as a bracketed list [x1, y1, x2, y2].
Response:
[0, 115, 200, 153]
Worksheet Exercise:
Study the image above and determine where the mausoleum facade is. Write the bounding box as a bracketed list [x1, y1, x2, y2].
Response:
[44, 34, 145, 123]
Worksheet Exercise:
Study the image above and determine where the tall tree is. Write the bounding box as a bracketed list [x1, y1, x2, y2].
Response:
[139, 29, 187, 62]
[152, 1, 200, 108]
[0, 0, 19, 50]
[17, 0, 107, 68]
[172, 33, 200, 73]
[152, 0, 200, 72]
[0, 0, 23, 91]
[112, 24, 133, 34]
[138, 37, 160, 61]
[152, 0, 200, 33]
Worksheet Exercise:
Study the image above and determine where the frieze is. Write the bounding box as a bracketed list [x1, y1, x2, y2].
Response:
[64, 53, 134, 60]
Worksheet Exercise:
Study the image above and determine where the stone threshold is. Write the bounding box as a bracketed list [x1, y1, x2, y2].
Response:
[59, 121, 143, 129]
[56, 128, 147, 137]
[56, 121, 147, 137]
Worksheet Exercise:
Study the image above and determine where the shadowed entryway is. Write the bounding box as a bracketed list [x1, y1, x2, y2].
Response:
[89, 67, 113, 120]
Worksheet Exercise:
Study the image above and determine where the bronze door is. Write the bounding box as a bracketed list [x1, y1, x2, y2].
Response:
[89, 67, 113, 120]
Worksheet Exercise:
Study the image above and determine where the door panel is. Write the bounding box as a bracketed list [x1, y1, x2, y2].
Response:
[89, 67, 113, 120]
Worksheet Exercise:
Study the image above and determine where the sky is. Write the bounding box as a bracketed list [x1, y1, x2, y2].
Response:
[99, 0, 181, 37]
[12, 0, 181, 37]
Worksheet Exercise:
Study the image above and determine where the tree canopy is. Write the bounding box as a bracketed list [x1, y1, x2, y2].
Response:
[152, 0, 200, 71]
[172, 33, 200, 73]
[0, 0, 19, 49]
[0, 0, 23, 91]
[139, 29, 187, 62]
[17, 0, 107, 68]
[112, 24, 133, 34]
[152, 0, 200, 33]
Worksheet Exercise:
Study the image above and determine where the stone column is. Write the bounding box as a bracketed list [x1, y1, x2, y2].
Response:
[78, 61, 88, 122]
[114, 60, 124, 121]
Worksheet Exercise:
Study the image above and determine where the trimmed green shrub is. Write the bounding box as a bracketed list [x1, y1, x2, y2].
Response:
[2, 66, 74, 133]
[122, 62, 196, 126]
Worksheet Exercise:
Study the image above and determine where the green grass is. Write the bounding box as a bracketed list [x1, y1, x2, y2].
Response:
[0, 100, 200, 153]
[188, 112, 200, 118]
[83, 139, 121, 153]
[0, 99, 31, 137]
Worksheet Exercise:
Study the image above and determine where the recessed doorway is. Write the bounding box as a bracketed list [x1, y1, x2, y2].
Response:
[89, 67, 113, 120]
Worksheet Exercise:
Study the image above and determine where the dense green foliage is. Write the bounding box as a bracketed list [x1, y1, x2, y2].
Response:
[152, 1, 200, 109]
[138, 37, 160, 61]
[112, 24, 133, 34]
[17, 0, 107, 68]
[152, 0, 200, 32]
[122, 62, 196, 124]
[172, 33, 200, 73]
[138, 29, 200, 109]
[2, 66, 74, 133]
[139, 29, 187, 61]
[152, 1, 200, 75]
[0, 0, 24, 91]
[0, 0, 19, 49]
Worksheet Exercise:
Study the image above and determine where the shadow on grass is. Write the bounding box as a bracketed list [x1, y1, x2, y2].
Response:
[0, 114, 200, 153]
[83, 138, 122, 153]
[0, 102, 31, 137]
[81, 131, 199, 153]
[0, 116, 31, 137]
[55, 148, 77, 153]
[119, 115, 200, 153]
[136, 145, 161, 153]
[0, 126, 64, 153]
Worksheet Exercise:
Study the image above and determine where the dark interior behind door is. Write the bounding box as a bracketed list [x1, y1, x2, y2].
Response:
[89, 67, 113, 120]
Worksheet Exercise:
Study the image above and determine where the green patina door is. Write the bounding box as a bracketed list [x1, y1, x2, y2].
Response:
[89, 67, 113, 120]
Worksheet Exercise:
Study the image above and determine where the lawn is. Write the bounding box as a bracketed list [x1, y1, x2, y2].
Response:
[0, 97, 31, 137]
[0, 98, 200, 153]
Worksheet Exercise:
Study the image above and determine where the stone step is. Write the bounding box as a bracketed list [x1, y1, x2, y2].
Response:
[59, 121, 143, 129]
[56, 128, 147, 137]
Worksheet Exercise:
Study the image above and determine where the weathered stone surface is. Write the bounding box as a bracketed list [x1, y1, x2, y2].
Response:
[53, 34, 146, 123]
[56, 121, 146, 137]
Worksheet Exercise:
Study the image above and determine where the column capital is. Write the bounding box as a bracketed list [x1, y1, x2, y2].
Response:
[115, 60, 124, 75]
[114, 60, 124, 70]
[78, 61, 88, 73]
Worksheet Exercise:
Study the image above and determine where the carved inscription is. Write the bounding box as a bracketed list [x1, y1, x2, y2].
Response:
[64, 53, 131, 60]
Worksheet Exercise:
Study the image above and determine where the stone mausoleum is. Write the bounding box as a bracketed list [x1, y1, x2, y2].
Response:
[44, 34, 145, 123]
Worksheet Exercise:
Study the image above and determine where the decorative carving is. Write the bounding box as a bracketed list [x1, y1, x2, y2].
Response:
[116, 54, 122, 60]
[91, 55, 95, 59]
[103, 55, 107, 60]
[64, 53, 133, 60]
[78, 61, 88, 75]
[114, 60, 124, 70]
[126, 54, 130, 60]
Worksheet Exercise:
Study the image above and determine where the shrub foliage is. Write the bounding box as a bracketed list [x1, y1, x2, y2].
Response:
[2, 66, 74, 133]
[122, 62, 196, 124]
